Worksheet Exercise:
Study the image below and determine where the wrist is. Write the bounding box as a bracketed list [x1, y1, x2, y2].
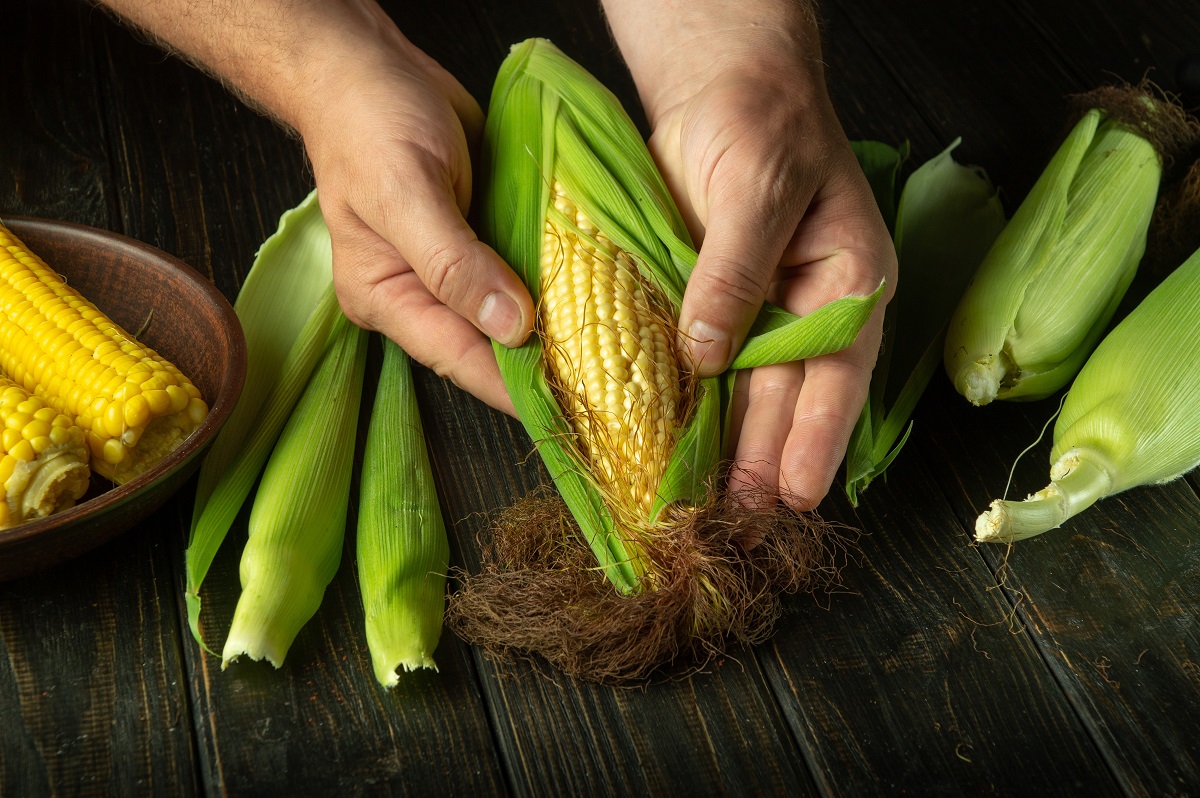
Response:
[602, 0, 825, 126]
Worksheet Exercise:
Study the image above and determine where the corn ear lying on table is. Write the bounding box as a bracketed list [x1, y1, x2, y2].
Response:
[222, 312, 368, 667]
[0, 219, 208, 485]
[449, 38, 883, 682]
[944, 88, 1199, 406]
[845, 139, 1006, 505]
[976, 243, 1200, 543]
[185, 194, 337, 649]
[358, 338, 448, 685]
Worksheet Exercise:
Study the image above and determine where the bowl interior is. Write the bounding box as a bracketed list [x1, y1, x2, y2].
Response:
[0, 217, 245, 579]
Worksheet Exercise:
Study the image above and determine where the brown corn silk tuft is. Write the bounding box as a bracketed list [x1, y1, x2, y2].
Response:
[447, 484, 855, 685]
[1067, 82, 1200, 169]
[1148, 160, 1200, 274]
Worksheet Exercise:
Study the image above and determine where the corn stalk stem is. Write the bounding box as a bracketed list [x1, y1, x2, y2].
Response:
[975, 453, 1112, 542]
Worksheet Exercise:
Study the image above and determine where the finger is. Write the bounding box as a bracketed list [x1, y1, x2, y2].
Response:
[331, 229, 515, 415]
[375, 160, 535, 348]
[778, 334, 880, 511]
[678, 168, 817, 377]
[727, 360, 806, 502]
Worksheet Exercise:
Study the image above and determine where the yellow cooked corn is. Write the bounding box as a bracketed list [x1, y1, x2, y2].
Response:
[0, 220, 208, 484]
[0, 374, 90, 528]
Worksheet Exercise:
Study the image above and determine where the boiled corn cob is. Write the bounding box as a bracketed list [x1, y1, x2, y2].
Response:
[0, 374, 90, 528]
[976, 242, 1200, 542]
[0, 220, 208, 484]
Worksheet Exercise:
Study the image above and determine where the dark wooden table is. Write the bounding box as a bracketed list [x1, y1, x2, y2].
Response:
[5, 1, 1200, 795]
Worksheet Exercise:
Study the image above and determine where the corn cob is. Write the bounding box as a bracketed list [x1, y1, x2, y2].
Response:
[445, 39, 881, 682]
[0, 374, 90, 528]
[222, 311, 368, 668]
[0, 219, 208, 484]
[479, 38, 882, 594]
[975, 243, 1200, 542]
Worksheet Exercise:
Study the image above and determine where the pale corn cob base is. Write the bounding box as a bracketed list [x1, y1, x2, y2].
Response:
[3, 448, 91, 528]
[0, 378, 91, 529]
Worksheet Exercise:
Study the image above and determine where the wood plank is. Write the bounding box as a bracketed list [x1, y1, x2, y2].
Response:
[0, 3, 200, 795]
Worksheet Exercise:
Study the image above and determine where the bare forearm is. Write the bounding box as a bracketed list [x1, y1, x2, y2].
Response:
[599, 0, 823, 125]
[96, 0, 418, 135]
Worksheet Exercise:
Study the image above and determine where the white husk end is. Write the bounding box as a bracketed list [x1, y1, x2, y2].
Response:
[958, 357, 1006, 406]
[220, 638, 285, 670]
[975, 449, 1112, 543]
[375, 652, 440, 688]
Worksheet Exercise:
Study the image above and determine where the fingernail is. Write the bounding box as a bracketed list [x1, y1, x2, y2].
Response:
[683, 320, 730, 376]
[478, 292, 524, 345]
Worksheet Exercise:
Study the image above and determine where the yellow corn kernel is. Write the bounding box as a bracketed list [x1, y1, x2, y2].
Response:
[540, 183, 683, 520]
[0, 220, 210, 484]
[0, 375, 90, 529]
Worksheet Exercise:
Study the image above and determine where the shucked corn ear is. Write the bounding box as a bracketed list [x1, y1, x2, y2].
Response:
[944, 107, 1161, 405]
[0, 374, 90, 528]
[0, 219, 208, 484]
[479, 39, 883, 593]
[976, 243, 1200, 542]
[845, 139, 1006, 504]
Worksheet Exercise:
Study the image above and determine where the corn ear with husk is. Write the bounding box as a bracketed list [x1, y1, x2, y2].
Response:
[358, 337, 448, 684]
[976, 243, 1200, 542]
[185, 193, 337, 649]
[944, 92, 1197, 406]
[845, 139, 1006, 504]
[222, 312, 368, 667]
[478, 38, 883, 596]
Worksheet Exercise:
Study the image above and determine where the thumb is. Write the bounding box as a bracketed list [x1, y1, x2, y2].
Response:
[678, 177, 813, 376]
[388, 170, 535, 348]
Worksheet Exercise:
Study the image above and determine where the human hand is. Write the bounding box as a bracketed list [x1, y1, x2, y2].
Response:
[604, 1, 897, 510]
[295, 10, 533, 415]
[97, 0, 534, 414]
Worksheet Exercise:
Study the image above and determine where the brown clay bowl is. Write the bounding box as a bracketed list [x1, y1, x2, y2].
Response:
[0, 217, 246, 580]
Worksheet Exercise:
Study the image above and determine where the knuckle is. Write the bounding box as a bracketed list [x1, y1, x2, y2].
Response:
[420, 240, 473, 304]
[694, 259, 768, 312]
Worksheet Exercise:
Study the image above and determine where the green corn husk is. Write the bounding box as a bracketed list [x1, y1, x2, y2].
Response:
[222, 312, 368, 667]
[944, 104, 1167, 406]
[478, 38, 883, 595]
[845, 139, 1006, 504]
[186, 193, 336, 649]
[358, 338, 449, 684]
[976, 243, 1200, 542]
